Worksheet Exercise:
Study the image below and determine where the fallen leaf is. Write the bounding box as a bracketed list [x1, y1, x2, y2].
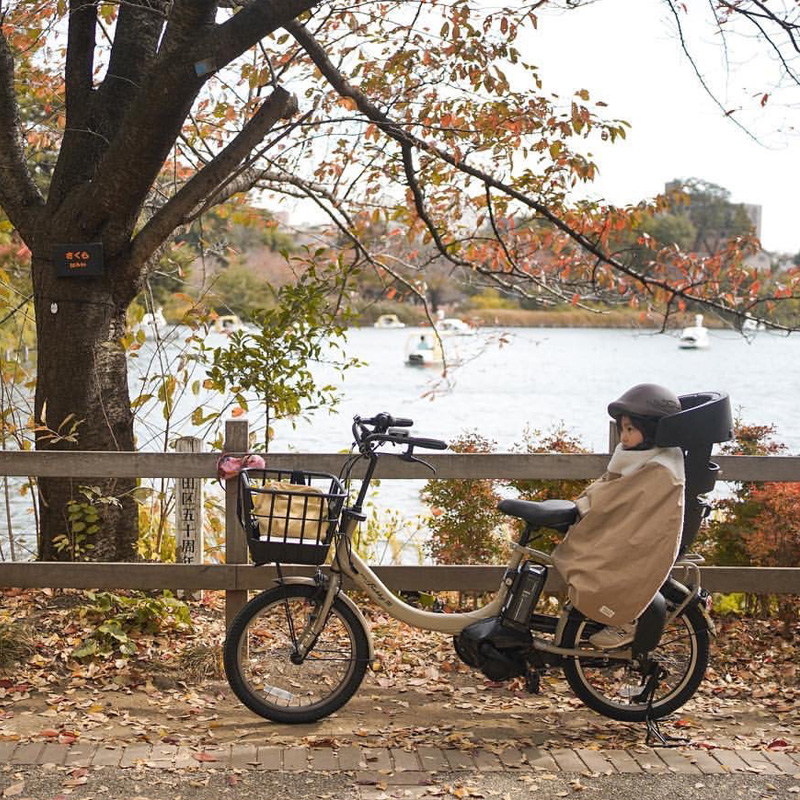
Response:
[767, 738, 790, 749]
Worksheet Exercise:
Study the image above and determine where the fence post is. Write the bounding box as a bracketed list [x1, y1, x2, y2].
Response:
[608, 420, 619, 452]
[224, 419, 250, 630]
[175, 436, 203, 601]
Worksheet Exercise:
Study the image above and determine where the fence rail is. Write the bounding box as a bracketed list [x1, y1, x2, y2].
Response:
[0, 562, 797, 595]
[2, 420, 799, 621]
[2, 450, 800, 481]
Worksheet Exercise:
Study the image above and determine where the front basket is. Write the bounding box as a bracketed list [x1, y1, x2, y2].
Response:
[238, 468, 347, 565]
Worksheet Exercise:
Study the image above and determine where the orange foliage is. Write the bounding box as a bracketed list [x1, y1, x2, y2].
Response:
[746, 483, 800, 568]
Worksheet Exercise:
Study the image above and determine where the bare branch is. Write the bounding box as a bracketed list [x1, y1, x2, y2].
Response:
[178, 108, 314, 221]
[664, 0, 761, 142]
[484, 185, 590, 309]
[125, 86, 298, 277]
[717, 0, 800, 55]
[254, 162, 440, 330]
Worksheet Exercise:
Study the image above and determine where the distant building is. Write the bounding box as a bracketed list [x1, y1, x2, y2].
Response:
[741, 203, 762, 240]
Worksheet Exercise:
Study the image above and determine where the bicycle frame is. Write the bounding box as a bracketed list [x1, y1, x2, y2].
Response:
[287, 523, 706, 669]
[284, 419, 707, 667]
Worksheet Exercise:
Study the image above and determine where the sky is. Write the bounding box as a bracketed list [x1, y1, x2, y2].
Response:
[525, 0, 799, 254]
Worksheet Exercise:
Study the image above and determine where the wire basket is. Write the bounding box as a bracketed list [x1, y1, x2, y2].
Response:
[238, 468, 347, 565]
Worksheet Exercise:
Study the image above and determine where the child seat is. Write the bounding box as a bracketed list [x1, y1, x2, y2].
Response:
[654, 390, 734, 554]
[632, 390, 733, 653]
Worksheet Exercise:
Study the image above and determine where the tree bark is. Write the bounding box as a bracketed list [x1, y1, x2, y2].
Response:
[32, 254, 138, 561]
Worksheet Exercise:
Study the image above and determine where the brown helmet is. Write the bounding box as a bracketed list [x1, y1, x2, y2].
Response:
[608, 383, 681, 421]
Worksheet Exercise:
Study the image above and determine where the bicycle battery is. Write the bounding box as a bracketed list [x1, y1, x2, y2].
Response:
[500, 562, 547, 631]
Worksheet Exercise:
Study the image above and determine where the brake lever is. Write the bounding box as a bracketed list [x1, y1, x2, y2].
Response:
[399, 447, 436, 474]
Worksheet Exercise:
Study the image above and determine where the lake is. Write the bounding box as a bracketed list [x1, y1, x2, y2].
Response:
[265, 325, 800, 454]
[4, 325, 799, 561]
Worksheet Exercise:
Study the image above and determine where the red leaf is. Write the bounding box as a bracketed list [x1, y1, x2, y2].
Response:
[767, 738, 790, 750]
[192, 751, 218, 762]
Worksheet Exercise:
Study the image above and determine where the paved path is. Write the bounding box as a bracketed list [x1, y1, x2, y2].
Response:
[1, 740, 798, 778]
[2, 742, 799, 800]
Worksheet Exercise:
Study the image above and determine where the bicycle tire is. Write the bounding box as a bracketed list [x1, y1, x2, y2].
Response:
[223, 583, 370, 724]
[560, 603, 710, 722]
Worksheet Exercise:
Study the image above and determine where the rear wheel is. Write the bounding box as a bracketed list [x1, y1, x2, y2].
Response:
[224, 583, 370, 724]
[560, 604, 709, 722]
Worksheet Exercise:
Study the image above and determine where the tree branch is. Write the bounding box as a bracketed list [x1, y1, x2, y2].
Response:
[47, 0, 99, 205]
[125, 86, 298, 278]
[0, 27, 44, 237]
[96, 0, 171, 118]
[182, 111, 315, 220]
[64, 0, 97, 131]
[157, 0, 218, 60]
[196, 0, 319, 71]
[71, 0, 318, 251]
[288, 19, 795, 330]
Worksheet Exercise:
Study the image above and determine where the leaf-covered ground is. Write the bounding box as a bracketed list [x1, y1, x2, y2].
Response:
[0, 589, 797, 755]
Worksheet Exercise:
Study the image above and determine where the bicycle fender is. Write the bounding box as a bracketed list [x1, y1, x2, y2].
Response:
[273, 576, 375, 662]
[662, 577, 717, 637]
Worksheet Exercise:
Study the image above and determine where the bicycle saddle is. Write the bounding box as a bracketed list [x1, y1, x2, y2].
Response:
[498, 498, 578, 532]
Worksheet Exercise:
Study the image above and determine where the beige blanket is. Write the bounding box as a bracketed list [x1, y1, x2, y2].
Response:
[552, 445, 685, 625]
[252, 481, 328, 541]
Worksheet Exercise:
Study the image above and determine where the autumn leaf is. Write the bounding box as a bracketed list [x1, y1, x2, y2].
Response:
[337, 96, 358, 112]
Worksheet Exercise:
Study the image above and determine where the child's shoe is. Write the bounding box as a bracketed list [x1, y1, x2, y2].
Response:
[589, 622, 636, 648]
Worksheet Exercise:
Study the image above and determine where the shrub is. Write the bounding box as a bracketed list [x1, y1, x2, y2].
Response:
[73, 591, 192, 660]
[422, 433, 507, 565]
[507, 424, 591, 551]
[746, 483, 800, 633]
[702, 422, 785, 567]
[703, 420, 799, 624]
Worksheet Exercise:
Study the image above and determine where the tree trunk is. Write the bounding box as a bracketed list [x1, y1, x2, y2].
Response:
[32, 254, 138, 561]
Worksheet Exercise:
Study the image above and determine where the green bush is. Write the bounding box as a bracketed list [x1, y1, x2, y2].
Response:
[73, 591, 192, 660]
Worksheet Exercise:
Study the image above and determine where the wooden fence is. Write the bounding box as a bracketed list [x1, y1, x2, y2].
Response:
[1, 420, 799, 624]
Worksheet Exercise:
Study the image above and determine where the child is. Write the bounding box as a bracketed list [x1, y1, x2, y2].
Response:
[552, 384, 686, 648]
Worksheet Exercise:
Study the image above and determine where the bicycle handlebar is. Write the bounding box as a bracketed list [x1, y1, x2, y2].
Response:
[352, 413, 447, 452]
[357, 412, 413, 431]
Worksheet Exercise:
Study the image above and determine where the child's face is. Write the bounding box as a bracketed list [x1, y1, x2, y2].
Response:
[619, 415, 644, 450]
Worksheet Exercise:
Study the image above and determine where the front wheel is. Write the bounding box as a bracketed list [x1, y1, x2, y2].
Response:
[560, 603, 710, 722]
[223, 583, 370, 724]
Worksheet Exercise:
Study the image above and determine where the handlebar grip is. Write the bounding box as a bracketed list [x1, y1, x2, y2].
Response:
[357, 412, 414, 431]
[412, 437, 448, 450]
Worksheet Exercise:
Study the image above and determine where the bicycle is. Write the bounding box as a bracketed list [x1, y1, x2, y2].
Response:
[223, 391, 733, 737]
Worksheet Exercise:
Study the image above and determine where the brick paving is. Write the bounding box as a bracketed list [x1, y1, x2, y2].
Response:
[2, 740, 798, 778]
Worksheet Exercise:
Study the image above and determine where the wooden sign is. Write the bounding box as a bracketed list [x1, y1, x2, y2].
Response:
[53, 242, 104, 277]
[175, 436, 204, 600]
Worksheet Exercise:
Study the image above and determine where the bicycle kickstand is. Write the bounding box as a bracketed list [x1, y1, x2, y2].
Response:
[641, 663, 689, 748]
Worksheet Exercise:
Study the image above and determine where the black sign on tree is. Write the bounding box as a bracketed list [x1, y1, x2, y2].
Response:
[52, 242, 105, 277]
